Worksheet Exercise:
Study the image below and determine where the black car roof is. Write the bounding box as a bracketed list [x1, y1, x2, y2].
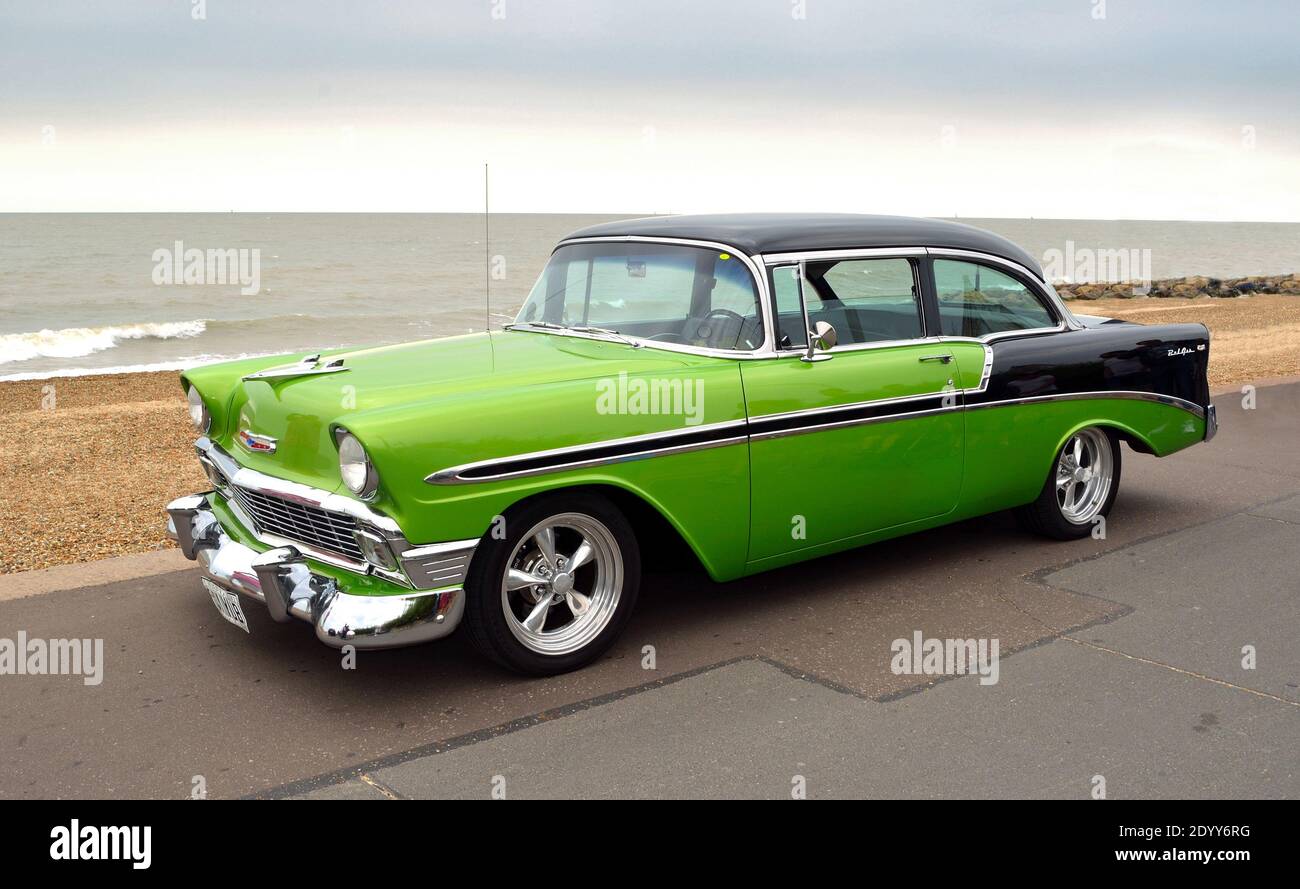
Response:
[564, 213, 1044, 279]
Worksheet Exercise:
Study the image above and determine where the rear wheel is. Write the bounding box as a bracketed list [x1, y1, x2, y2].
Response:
[1016, 426, 1121, 540]
[463, 493, 640, 675]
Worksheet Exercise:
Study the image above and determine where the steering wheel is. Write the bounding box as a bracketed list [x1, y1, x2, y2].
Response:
[693, 308, 747, 348]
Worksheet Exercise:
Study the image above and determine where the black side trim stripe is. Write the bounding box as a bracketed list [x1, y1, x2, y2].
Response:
[964, 389, 1206, 419]
[426, 423, 748, 485]
[747, 394, 953, 440]
[426, 390, 1205, 484]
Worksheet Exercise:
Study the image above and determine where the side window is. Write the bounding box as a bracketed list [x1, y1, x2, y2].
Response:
[933, 259, 1055, 337]
[811, 258, 922, 345]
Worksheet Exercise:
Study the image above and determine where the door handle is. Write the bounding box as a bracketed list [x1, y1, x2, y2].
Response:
[919, 354, 953, 364]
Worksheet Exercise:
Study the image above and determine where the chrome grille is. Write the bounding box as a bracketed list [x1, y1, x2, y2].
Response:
[230, 484, 365, 563]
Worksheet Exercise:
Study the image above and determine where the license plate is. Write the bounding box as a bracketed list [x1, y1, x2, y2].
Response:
[202, 577, 250, 633]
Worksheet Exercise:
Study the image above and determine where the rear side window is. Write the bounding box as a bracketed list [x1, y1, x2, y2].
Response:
[933, 259, 1054, 336]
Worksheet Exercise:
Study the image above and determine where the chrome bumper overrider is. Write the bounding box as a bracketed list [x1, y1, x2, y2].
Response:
[166, 493, 468, 649]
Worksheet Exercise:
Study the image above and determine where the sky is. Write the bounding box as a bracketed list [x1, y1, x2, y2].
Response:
[2, 0, 1298, 220]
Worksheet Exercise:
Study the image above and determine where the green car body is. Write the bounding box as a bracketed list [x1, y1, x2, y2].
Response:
[168, 214, 1214, 673]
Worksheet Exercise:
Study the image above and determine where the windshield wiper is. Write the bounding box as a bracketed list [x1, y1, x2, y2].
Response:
[506, 321, 641, 347]
[504, 320, 565, 331]
[566, 325, 643, 347]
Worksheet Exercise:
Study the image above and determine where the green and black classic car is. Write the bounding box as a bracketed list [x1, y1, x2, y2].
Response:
[168, 214, 1215, 674]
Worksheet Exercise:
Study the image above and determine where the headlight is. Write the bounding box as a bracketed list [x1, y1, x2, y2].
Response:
[337, 431, 378, 498]
[186, 385, 211, 432]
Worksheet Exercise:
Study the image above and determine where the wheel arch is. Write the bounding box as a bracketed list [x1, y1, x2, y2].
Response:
[1051, 417, 1152, 460]
[485, 481, 712, 578]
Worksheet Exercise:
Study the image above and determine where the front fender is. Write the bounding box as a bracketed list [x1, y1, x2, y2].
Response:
[342, 363, 753, 580]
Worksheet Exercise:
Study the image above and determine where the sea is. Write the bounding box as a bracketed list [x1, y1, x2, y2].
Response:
[3, 213, 1299, 380]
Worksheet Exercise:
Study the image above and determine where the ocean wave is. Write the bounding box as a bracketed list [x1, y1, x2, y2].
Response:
[0, 353, 275, 382]
[0, 320, 207, 365]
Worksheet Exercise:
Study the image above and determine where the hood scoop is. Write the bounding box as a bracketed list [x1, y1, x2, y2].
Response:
[243, 353, 350, 382]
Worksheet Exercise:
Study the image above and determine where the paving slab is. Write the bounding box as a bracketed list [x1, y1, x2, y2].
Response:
[1247, 493, 1300, 525]
[340, 647, 1297, 799]
[1043, 512, 1300, 704]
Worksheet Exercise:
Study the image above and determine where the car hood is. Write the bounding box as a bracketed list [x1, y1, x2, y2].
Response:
[212, 330, 726, 489]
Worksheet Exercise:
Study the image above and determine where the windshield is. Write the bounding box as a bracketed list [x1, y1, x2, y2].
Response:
[513, 243, 764, 351]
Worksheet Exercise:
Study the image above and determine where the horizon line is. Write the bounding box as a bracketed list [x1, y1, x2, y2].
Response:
[2, 211, 1299, 225]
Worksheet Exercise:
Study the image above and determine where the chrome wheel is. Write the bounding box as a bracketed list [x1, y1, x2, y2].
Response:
[500, 512, 623, 656]
[1056, 427, 1114, 524]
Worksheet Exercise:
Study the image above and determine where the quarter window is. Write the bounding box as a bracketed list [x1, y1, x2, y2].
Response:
[770, 266, 807, 349]
[933, 259, 1054, 336]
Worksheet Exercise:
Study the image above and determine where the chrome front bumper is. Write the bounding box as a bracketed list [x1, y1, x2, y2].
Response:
[167, 494, 467, 649]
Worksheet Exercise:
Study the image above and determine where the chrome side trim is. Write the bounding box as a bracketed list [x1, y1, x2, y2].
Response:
[759, 246, 928, 264]
[751, 390, 1206, 443]
[965, 390, 1207, 420]
[426, 420, 750, 485]
[749, 403, 958, 441]
[1204, 403, 1218, 441]
[748, 389, 957, 425]
[772, 335, 942, 358]
[425, 388, 1206, 483]
[977, 343, 995, 391]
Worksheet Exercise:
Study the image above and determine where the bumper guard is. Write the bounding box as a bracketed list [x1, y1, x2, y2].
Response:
[166, 494, 468, 649]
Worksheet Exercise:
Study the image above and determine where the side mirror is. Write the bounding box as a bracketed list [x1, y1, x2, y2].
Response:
[811, 321, 837, 350]
[802, 321, 837, 362]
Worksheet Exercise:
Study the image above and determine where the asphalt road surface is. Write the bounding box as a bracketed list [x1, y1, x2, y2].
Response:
[2, 383, 1297, 799]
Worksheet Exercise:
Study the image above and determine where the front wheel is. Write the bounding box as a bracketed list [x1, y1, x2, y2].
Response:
[463, 493, 640, 675]
[1016, 426, 1122, 540]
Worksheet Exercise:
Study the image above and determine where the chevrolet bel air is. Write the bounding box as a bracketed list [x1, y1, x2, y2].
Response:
[167, 214, 1215, 674]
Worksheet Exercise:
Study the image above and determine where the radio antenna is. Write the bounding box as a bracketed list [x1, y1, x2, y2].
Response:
[484, 162, 490, 332]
